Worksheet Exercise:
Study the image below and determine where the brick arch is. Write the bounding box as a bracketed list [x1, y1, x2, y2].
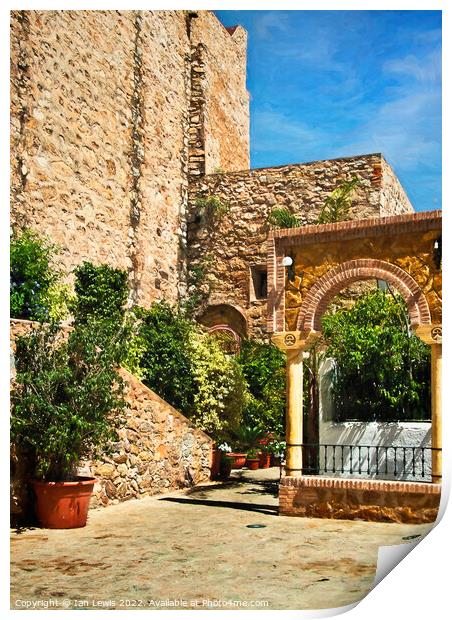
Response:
[197, 303, 248, 338]
[297, 259, 431, 332]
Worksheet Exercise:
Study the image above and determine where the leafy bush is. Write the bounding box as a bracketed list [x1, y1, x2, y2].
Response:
[128, 302, 247, 440]
[267, 208, 301, 229]
[322, 290, 431, 422]
[317, 176, 361, 224]
[195, 195, 229, 221]
[189, 332, 247, 436]
[129, 303, 197, 416]
[10, 229, 70, 321]
[11, 320, 127, 481]
[72, 262, 128, 324]
[236, 339, 286, 436]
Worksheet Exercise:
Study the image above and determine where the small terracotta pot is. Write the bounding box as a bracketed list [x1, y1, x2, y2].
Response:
[227, 453, 247, 469]
[32, 477, 95, 529]
[246, 458, 260, 471]
[259, 452, 271, 468]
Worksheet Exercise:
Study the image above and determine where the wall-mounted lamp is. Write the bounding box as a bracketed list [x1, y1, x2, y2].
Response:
[281, 256, 293, 267]
[282, 255, 296, 284]
[433, 236, 442, 270]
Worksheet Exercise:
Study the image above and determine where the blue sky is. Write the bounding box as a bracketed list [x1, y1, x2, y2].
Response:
[215, 10, 442, 212]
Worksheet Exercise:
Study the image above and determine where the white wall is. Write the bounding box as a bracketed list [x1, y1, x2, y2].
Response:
[317, 358, 432, 482]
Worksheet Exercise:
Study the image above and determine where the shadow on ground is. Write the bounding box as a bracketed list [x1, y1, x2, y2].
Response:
[159, 496, 278, 515]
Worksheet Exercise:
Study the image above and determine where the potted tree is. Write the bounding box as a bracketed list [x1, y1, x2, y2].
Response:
[11, 320, 127, 529]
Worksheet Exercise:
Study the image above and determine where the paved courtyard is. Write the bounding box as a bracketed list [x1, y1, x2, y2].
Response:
[10, 468, 433, 611]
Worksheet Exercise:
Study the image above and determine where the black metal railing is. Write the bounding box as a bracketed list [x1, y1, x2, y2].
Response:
[285, 443, 441, 482]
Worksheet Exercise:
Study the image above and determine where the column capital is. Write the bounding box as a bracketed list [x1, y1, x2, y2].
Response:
[414, 324, 442, 345]
[271, 330, 321, 352]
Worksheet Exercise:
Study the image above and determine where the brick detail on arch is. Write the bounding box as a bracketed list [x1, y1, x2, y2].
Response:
[297, 259, 431, 332]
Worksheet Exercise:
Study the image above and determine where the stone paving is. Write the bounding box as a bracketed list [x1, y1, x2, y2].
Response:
[10, 468, 434, 611]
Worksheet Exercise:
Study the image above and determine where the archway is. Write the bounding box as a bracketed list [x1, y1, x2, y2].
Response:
[197, 303, 248, 343]
[267, 211, 442, 493]
[297, 258, 431, 332]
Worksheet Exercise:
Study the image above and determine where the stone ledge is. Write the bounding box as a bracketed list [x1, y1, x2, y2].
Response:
[280, 475, 441, 495]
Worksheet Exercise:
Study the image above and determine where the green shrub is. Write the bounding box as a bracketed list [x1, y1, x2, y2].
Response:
[236, 339, 286, 436]
[129, 302, 197, 416]
[317, 176, 361, 224]
[10, 229, 70, 321]
[11, 320, 127, 481]
[267, 208, 301, 229]
[72, 262, 128, 324]
[322, 290, 431, 422]
[195, 195, 229, 221]
[189, 332, 246, 436]
[128, 302, 247, 440]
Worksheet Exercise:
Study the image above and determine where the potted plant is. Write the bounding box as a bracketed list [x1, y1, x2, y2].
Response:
[213, 442, 232, 479]
[229, 425, 263, 469]
[268, 439, 286, 467]
[246, 448, 260, 470]
[11, 320, 127, 529]
[210, 444, 222, 480]
[219, 453, 234, 480]
[259, 447, 271, 469]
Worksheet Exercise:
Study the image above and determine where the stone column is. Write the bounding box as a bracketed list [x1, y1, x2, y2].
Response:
[285, 348, 304, 476]
[415, 324, 442, 484]
[431, 342, 442, 484]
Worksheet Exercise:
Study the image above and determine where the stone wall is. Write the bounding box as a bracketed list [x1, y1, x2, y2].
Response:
[187, 154, 413, 338]
[189, 13, 249, 176]
[279, 476, 440, 524]
[81, 369, 212, 509]
[10, 320, 213, 524]
[10, 10, 249, 307]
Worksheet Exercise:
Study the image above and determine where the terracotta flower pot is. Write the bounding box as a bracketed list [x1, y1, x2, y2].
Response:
[270, 454, 281, 467]
[219, 459, 233, 480]
[211, 448, 222, 480]
[259, 452, 271, 468]
[246, 458, 260, 471]
[227, 453, 247, 469]
[32, 477, 96, 529]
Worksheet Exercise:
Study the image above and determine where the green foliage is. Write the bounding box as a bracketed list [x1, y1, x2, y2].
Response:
[317, 176, 362, 224]
[11, 321, 127, 482]
[195, 195, 229, 221]
[189, 332, 247, 436]
[127, 302, 247, 440]
[321, 290, 431, 422]
[230, 424, 263, 452]
[72, 262, 129, 324]
[129, 302, 198, 416]
[10, 229, 70, 322]
[236, 339, 286, 436]
[267, 208, 301, 229]
[246, 447, 260, 459]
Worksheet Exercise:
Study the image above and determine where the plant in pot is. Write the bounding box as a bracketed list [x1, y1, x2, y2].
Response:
[229, 425, 262, 469]
[246, 448, 261, 470]
[219, 452, 234, 480]
[268, 439, 286, 467]
[11, 319, 127, 529]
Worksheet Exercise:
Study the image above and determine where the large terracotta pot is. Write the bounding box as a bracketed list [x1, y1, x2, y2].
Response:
[211, 448, 222, 480]
[259, 452, 271, 468]
[246, 458, 260, 471]
[32, 477, 96, 529]
[227, 453, 247, 469]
